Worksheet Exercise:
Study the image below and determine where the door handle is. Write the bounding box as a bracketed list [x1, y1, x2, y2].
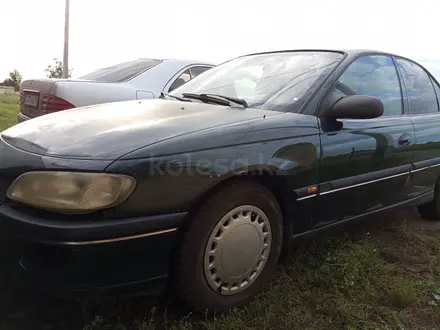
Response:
[398, 133, 412, 147]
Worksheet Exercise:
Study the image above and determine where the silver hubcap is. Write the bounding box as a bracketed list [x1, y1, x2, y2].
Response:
[204, 205, 272, 295]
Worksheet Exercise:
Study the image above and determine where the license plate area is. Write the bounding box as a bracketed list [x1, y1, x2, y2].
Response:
[23, 91, 39, 108]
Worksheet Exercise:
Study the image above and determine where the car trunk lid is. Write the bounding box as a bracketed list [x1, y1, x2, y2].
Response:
[19, 79, 96, 119]
[19, 79, 57, 118]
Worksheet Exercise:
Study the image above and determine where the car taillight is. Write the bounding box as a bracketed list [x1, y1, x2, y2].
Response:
[42, 95, 75, 113]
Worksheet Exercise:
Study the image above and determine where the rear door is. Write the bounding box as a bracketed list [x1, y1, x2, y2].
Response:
[315, 54, 414, 227]
[395, 57, 440, 196]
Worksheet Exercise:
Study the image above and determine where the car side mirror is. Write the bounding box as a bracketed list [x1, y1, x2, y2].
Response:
[326, 95, 384, 119]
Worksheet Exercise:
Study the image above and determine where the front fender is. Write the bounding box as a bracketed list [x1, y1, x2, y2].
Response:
[107, 113, 321, 221]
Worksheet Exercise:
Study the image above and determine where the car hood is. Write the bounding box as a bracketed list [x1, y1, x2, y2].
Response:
[1, 99, 281, 160]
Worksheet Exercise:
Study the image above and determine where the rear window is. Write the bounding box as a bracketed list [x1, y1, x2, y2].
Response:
[78, 59, 162, 83]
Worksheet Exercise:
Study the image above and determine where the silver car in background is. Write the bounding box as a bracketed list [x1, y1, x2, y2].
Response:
[18, 58, 214, 122]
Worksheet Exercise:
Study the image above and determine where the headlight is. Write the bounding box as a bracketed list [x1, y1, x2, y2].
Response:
[7, 171, 136, 214]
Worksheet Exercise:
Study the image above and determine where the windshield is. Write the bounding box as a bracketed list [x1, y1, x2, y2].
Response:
[170, 51, 343, 112]
[78, 59, 161, 83]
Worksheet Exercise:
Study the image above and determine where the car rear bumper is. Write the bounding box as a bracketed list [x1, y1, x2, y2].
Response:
[17, 112, 31, 123]
[0, 204, 186, 298]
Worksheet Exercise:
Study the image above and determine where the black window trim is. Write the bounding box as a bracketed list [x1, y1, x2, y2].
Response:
[394, 55, 440, 115]
[391, 56, 408, 116]
[391, 56, 410, 116]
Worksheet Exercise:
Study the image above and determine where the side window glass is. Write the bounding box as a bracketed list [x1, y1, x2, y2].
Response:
[190, 66, 211, 78]
[396, 58, 439, 114]
[335, 55, 403, 116]
[169, 69, 191, 92]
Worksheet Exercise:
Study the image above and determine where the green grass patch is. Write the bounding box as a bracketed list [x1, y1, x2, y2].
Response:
[0, 92, 19, 131]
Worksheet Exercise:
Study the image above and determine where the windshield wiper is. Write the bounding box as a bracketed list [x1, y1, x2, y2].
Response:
[159, 92, 192, 102]
[203, 93, 248, 108]
[181, 93, 248, 108]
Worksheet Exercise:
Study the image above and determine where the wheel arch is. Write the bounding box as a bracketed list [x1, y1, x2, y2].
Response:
[174, 169, 297, 263]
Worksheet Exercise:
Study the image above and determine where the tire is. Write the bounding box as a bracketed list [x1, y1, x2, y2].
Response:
[418, 180, 440, 220]
[173, 180, 283, 312]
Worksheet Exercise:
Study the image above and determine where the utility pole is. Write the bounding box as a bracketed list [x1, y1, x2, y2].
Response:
[62, 0, 70, 78]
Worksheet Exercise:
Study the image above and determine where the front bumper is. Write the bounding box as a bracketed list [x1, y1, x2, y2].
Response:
[0, 203, 186, 298]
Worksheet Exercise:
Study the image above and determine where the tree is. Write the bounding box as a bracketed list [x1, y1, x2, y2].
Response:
[1, 78, 13, 87]
[8, 69, 22, 91]
[44, 57, 73, 78]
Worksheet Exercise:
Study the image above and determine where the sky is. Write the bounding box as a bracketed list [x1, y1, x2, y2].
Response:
[1, 0, 440, 80]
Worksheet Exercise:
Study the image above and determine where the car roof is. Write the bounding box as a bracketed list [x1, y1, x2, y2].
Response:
[160, 58, 216, 67]
[241, 48, 402, 58]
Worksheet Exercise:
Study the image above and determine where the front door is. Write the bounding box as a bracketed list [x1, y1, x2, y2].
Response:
[314, 55, 414, 228]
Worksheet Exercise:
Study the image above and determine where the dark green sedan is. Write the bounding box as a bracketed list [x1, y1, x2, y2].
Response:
[1, 49, 440, 311]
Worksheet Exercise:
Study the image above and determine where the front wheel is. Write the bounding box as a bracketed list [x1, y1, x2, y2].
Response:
[173, 181, 283, 312]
